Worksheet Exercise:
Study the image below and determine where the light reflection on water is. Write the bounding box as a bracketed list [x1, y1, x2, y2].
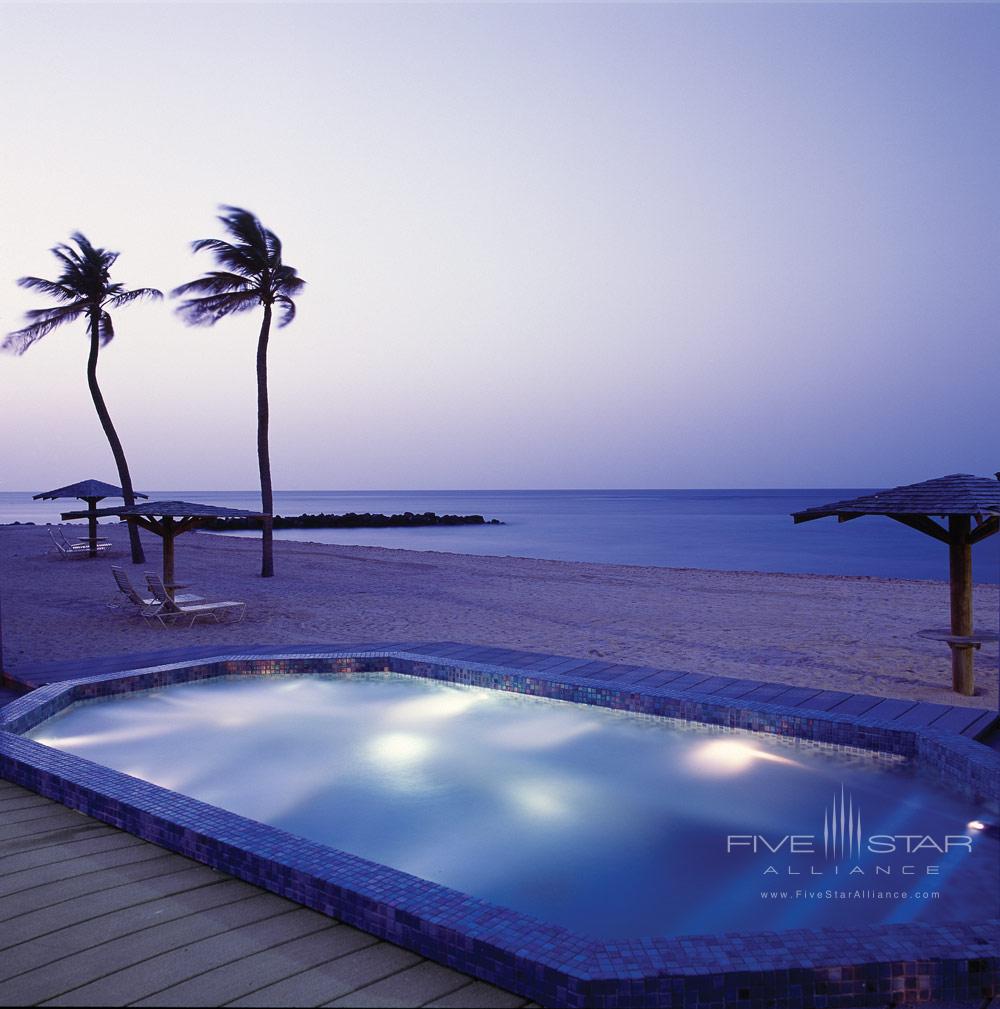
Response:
[27, 673, 998, 939]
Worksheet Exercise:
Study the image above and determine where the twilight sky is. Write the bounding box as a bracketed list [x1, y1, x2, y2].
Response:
[1, 2, 997, 491]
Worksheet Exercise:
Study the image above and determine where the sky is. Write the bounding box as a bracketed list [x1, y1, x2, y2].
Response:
[0, 1, 997, 491]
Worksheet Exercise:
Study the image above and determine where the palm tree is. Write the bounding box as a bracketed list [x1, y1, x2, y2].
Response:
[172, 206, 305, 578]
[4, 234, 161, 564]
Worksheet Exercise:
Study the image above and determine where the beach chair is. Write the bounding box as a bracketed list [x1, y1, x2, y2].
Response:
[49, 528, 111, 558]
[109, 566, 203, 612]
[58, 527, 111, 551]
[144, 573, 246, 627]
[107, 566, 163, 621]
[48, 528, 89, 559]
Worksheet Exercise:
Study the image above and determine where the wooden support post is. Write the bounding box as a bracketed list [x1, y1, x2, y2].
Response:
[86, 498, 99, 558]
[162, 518, 175, 597]
[948, 515, 974, 695]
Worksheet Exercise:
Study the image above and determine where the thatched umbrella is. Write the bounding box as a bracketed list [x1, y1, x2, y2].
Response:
[61, 500, 264, 595]
[35, 479, 148, 557]
[793, 473, 1000, 696]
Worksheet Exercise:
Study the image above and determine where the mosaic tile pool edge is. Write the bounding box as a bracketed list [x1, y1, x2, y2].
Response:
[1, 650, 997, 1009]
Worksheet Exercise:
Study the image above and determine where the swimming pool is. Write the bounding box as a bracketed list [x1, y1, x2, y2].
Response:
[2, 649, 998, 1007]
[23, 671, 998, 940]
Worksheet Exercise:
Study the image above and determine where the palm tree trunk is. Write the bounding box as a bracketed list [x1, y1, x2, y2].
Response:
[87, 308, 145, 564]
[0, 589, 6, 678]
[256, 303, 274, 577]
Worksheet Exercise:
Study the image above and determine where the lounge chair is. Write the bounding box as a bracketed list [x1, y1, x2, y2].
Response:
[144, 573, 246, 627]
[49, 527, 111, 558]
[48, 528, 94, 558]
[58, 527, 112, 550]
[109, 566, 203, 612]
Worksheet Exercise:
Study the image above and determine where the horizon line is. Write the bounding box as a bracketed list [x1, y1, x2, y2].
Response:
[1, 485, 887, 495]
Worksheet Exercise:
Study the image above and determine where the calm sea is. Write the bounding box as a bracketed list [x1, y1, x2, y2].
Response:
[2, 489, 998, 583]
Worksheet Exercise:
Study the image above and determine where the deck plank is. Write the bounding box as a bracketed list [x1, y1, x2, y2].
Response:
[569, 661, 633, 686]
[0, 881, 262, 982]
[707, 679, 768, 699]
[37, 907, 332, 1006]
[521, 657, 591, 676]
[926, 707, 988, 735]
[0, 842, 174, 900]
[0, 828, 145, 879]
[0, 821, 122, 859]
[1, 896, 299, 1006]
[791, 688, 854, 711]
[323, 959, 473, 1007]
[961, 710, 999, 739]
[765, 686, 824, 707]
[514, 653, 586, 672]
[558, 660, 620, 679]
[656, 672, 712, 691]
[687, 675, 741, 694]
[0, 808, 95, 843]
[225, 943, 422, 1007]
[3, 802, 95, 826]
[890, 702, 959, 728]
[736, 683, 795, 704]
[479, 652, 552, 669]
[0, 854, 198, 922]
[623, 667, 689, 686]
[825, 694, 883, 716]
[0, 784, 521, 1008]
[426, 981, 530, 1008]
[0, 792, 55, 812]
[129, 926, 378, 1007]
[0, 867, 227, 948]
[859, 698, 918, 721]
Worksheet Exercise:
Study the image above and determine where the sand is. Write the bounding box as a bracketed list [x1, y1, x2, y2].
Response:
[1, 523, 997, 709]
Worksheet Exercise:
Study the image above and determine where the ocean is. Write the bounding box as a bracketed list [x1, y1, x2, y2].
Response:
[3, 488, 998, 583]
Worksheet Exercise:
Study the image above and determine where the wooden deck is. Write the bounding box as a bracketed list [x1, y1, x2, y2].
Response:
[0, 778, 532, 1008]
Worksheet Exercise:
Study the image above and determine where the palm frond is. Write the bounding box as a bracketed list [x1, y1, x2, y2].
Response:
[274, 294, 296, 327]
[217, 205, 271, 261]
[17, 276, 79, 301]
[68, 232, 111, 265]
[265, 229, 282, 263]
[3, 302, 87, 353]
[174, 290, 261, 326]
[98, 310, 114, 346]
[170, 272, 256, 298]
[274, 270, 305, 298]
[176, 207, 305, 328]
[22, 302, 89, 324]
[2, 328, 46, 355]
[50, 243, 85, 274]
[190, 238, 261, 276]
[58, 234, 118, 299]
[106, 287, 163, 308]
[191, 237, 237, 256]
[9, 233, 158, 352]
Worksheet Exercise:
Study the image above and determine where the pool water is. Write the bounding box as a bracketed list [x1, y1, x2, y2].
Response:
[28, 673, 998, 939]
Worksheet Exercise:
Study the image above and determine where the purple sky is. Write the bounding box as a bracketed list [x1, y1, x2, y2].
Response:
[1, 2, 997, 491]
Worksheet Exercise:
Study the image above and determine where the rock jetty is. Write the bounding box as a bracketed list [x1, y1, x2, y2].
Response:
[203, 511, 503, 531]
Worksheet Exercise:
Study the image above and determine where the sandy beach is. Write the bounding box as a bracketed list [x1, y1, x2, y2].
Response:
[2, 522, 997, 709]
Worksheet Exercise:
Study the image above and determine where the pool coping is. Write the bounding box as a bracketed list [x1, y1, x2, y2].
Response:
[1, 649, 998, 1009]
